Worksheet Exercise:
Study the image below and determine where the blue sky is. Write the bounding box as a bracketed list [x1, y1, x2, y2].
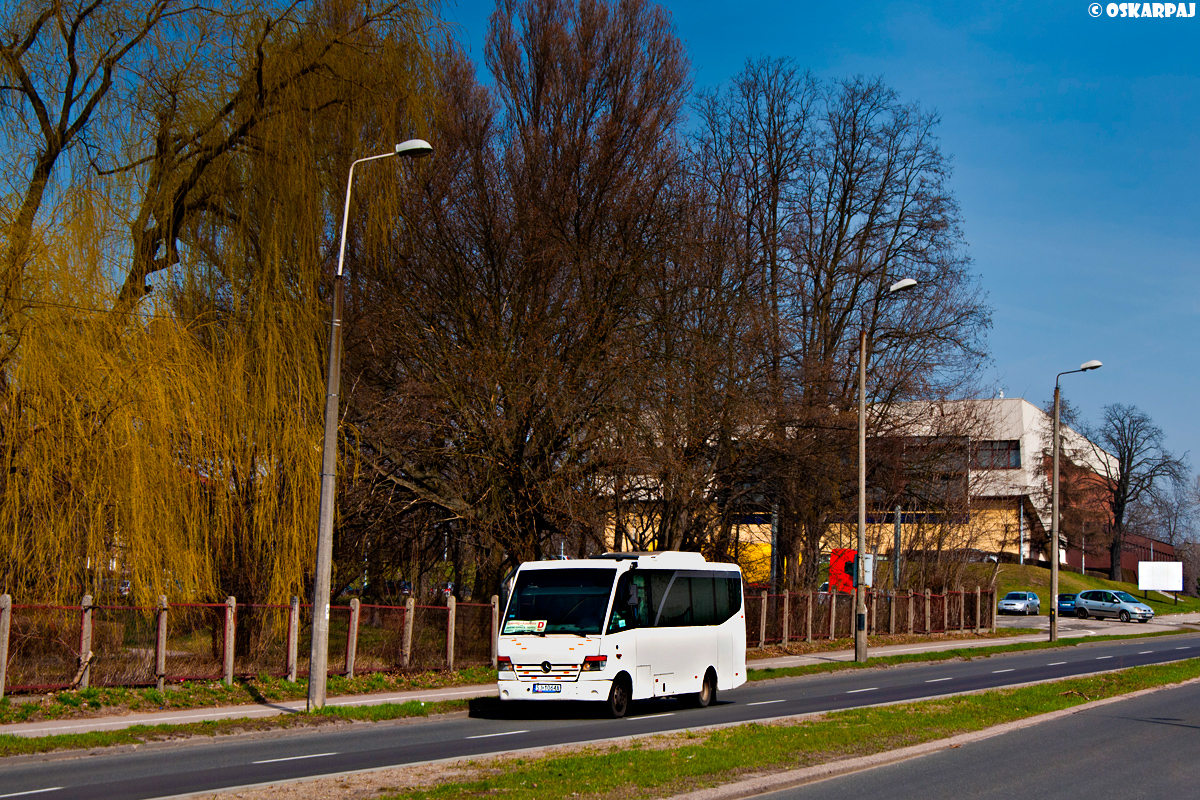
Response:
[442, 0, 1200, 464]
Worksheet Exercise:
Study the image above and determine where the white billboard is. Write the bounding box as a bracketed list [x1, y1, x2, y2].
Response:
[1138, 561, 1182, 592]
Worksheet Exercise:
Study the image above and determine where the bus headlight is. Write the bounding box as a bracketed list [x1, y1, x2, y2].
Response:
[581, 655, 607, 672]
[497, 656, 514, 676]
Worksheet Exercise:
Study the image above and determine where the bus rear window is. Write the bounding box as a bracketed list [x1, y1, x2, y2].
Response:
[503, 568, 616, 635]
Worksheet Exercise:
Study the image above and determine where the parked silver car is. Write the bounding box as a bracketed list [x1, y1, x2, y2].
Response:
[997, 591, 1040, 615]
[1075, 590, 1154, 623]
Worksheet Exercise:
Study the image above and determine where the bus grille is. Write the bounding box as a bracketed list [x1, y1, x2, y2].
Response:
[513, 663, 580, 682]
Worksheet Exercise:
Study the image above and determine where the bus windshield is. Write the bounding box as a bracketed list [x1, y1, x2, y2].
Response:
[503, 568, 616, 635]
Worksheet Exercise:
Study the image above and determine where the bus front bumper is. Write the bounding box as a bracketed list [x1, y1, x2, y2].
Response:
[498, 677, 612, 701]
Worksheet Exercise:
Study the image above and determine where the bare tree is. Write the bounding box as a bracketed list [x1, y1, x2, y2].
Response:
[693, 60, 989, 588]
[342, 0, 690, 586]
[1086, 403, 1188, 582]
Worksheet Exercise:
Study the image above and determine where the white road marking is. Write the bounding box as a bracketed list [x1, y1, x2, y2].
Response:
[846, 687, 877, 694]
[1048, 662, 1066, 666]
[747, 699, 786, 706]
[1096, 656, 1112, 660]
[630, 713, 676, 720]
[925, 677, 953, 683]
[465, 730, 530, 739]
[992, 669, 1014, 674]
[1176, 647, 1191, 650]
[0, 790, 65, 798]
[1139, 651, 1154, 654]
[253, 752, 338, 764]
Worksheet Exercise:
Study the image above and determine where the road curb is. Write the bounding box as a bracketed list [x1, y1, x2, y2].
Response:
[661, 674, 1200, 800]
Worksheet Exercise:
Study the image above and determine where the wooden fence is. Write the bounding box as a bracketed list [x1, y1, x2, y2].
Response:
[0, 587, 995, 696]
[0, 593, 499, 697]
[742, 588, 998, 649]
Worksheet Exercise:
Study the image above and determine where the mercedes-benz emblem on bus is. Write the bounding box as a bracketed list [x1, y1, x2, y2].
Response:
[541, 661, 552, 673]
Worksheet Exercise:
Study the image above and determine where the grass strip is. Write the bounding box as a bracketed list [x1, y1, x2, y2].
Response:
[0, 666, 496, 725]
[377, 658, 1200, 800]
[747, 628, 1190, 681]
[0, 700, 467, 757]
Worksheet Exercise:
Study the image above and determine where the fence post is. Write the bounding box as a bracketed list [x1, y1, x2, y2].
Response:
[155, 596, 168, 692]
[869, 591, 876, 635]
[287, 596, 299, 682]
[78, 594, 93, 690]
[907, 592, 914, 635]
[781, 592, 790, 645]
[0, 594, 10, 699]
[754, 591, 764, 648]
[974, 587, 981, 634]
[924, 589, 931, 634]
[490, 595, 499, 668]
[829, 590, 836, 640]
[346, 598, 361, 679]
[805, 591, 813, 643]
[889, 591, 896, 635]
[942, 591, 948, 632]
[223, 596, 236, 686]
[446, 596, 456, 671]
[402, 597, 415, 669]
[990, 589, 997, 634]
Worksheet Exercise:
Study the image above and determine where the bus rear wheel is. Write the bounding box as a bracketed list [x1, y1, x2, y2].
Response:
[694, 669, 717, 708]
[607, 675, 631, 718]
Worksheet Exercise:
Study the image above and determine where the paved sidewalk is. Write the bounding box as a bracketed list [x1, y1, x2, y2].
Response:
[5, 613, 1198, 739]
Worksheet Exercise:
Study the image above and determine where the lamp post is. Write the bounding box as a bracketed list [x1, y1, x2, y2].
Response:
[855, 277, 917, 663]
[308, 139, 432, 711]
[1049, 358, 1102, 643]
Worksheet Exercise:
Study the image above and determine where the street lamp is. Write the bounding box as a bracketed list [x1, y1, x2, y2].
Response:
[1049, 358, 1102, 642]
[308, 139, 432, 711]
[855, 277, 918, 663]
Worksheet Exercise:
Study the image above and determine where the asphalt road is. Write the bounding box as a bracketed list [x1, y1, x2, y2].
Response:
[3, 632, 1199, 800]
[758, 675, 1200, 799]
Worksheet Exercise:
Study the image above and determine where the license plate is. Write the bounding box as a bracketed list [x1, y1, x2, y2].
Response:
[532, 683, 561, 694]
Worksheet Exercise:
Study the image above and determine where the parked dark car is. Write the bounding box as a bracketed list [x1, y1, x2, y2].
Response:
[1057, 593, 1076, 616]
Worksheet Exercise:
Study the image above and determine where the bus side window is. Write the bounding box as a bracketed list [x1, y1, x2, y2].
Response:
[690, 576, 717, 626]
[713, 575, 741, 623]
[657, 574, 694, 627]
[607, 573, 646, 633]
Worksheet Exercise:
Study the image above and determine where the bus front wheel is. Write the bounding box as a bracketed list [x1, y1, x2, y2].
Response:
[694, 669, 717, 708]
[607, 675, 631, 718]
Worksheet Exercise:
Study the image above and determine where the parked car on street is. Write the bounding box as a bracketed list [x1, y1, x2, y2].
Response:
[997, 591, 1040, 615]
[1075, 590, 1154, 622]
[1057, 593, 1077, 616]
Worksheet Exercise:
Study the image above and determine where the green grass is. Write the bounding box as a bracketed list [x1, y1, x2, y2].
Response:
[746, 628, 1188, 681]
[987, 563, 1200, 616]
[4, 633, 1198, 762]
[0, 666, 497, 725]
[376, 658, 1200, 800]
[0, 699, 468, 757]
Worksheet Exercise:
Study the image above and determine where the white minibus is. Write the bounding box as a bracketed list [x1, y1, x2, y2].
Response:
[496, 551, 745, 717]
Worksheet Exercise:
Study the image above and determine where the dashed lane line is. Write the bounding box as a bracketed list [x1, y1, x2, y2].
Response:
[465, 730, 530, 739]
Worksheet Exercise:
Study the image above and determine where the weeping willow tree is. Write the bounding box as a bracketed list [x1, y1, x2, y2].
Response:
[0, 0, 438, 612]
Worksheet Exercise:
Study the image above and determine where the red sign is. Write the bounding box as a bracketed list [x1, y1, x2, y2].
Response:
[829, 548, 856, 593]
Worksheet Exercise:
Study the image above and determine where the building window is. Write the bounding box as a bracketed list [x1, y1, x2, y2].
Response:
[973, 440, 1020, 470]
